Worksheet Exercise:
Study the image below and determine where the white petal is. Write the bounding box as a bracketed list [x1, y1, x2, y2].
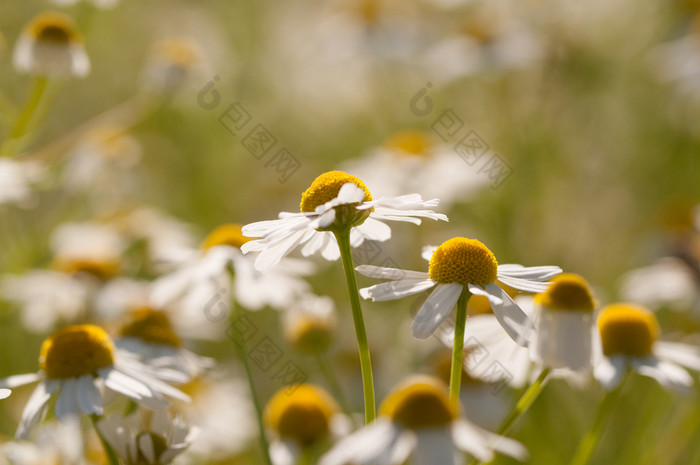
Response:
[454, 420, 528, 461]
[16, 380, 59, 440]
[360, 278, 436, 302]
[270, 439, 298, 465]
[254, 229, 312, 271]
[319, 419, 401, 465]
[497, 265, 562, 280]
[633, 358, 693, 394]
[451, 420, 494, 462]
[138, 434, 156, 463]
[355, 265, 430, 280]
[75, 375, 103, 415]
[654, 341, 700, 371]
[55, 378, 79, 422]
[421, 245, 438, 262]
[412, 428, 459, 465]
[496, 275, 550, 293]
[0, 373, 41, 389]
[315, 209, 336, 229]
[594, 356, 626, 390]
[412, 283, 463, 339]
[355, 218, 392, 242]
[481, 283, 534, 347]
[0, 389, 10, 399]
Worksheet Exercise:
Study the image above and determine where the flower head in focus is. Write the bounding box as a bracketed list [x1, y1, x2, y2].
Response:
[242, 170, 448, 271]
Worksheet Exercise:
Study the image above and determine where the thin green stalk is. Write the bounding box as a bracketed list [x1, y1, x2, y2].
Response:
[230, 294, 274, 465]
[449, 292, 469, 412]
[89, 414, 121, 465]
[316, 352, 355, 421]
[568, 373, 629, 465]
[334, 229, 376, 424]
[468, 367, 551, 465]
[1, 76, 49, 157]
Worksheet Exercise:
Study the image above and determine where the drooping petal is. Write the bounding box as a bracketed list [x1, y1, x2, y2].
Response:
[654, 341, 700, 371]
[75, 375, 103, 415]
[475, 283, 534, 347]
[356, 265, 431, 280]
[360, 279, 436, 302]
[633, 357, 693, 394]
[593, 355, 627, 391]
[412, 283, 463, 339]
[319, 419, 403, 465]
[412, 428, 460, 465]
[496, 265, 562, 281]
[0, 373, 41, 389]
[496, 275, 550, 293]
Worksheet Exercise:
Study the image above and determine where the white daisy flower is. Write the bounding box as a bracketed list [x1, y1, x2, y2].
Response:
[0, 324, 190, 440]
[176, 375, 256, 462]
[1, 417, 83, 465]
[241, 170, 448, 271]
[50, 221, 127, 279]
[283, 294, 337, 355]
[151, 224, 314, 339]
[97, 410, 196, 465]
[594, 303, 700, 394]
[619, 257, 700, 312]
[530, 273, 597, 371]
[142, 37, 207, 97]
[0, 159, 44, 208]
[265, 384, 343, 465]
[319, 375, 527, 465]
[357, 237, 561, 343]
[13, 11, 90, 78]
[116, 307, 214, 383]
[341, 130, 489, 209]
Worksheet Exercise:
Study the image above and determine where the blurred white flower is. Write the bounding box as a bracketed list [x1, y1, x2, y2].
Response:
[50, 0, 119, 9]
[594, 303, 700, 394]
[319, 375, 527, 465]
[98, 410, 196, 465]
[0, 159, 44, 208]
[1, 418, 83, 465]
[342, 130, 489, 209]
[13, 11, 90, 78]
[0, 324, 189, 440]
[142, 37, 207, 96]
[619, 257, 700, 312]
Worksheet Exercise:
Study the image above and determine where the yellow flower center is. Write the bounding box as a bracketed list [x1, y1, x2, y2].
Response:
[428, 238, 498, 288]
[119, 308, 182, 348]
[40, 325, 115, 379]
[597, 303, 660, 357]
[265, 384, 338, 447]
[384, 130, 434, 157]
[135, 432, 169, 464]
[51, 257, 120, 281]
[27, 12, 80, 44]
[285, 317, 335, 355]
[468, 294, 493, 315]
[534, 273, 595, 312]
[380, 376, 457, 429]
[299, 171, 372, 213]
[154, 37, 200, 67]
[201, 224, 250, 250]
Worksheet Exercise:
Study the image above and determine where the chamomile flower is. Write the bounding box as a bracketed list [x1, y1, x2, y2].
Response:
[319, 375, 527, 465]
[531, 273, 597, 371]
[619, 257, 700, 312]
[594, 303, 700, 394]
[265, 384, 342, 465]
[0, 159, 44, 207]
[283, 294, 337, 355]
[242, 170, 448, 271]
[0, 324, 190, 440]
[357, 237, 561, 343]
[116, 308, 214, 383]
[143, 37, 206, 96]
[151, 224, 313, 339]
[97, 410, 196, 465]
[13, 11, 90, 78]
[1, 418, 82, 465]
[341, 130, 489, 208]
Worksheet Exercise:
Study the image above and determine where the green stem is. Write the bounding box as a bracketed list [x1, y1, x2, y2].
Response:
[230, 294, 274, 465]
[449, 292, 469, 412]
[334, 229, 376, 424]
[316, 352, 355, 422]
[89, 414, 121, 465]
[1, 77, 49, 157]
[568, 373, 629, 465]
[468, 367, 551, 465]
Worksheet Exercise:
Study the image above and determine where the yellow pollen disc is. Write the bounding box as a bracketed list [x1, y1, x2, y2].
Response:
[380, 376, 457, 429]
[384, 130, 434, 157]
[299, 170, 372, 213]
[534, 273, 596, 312]
[355, 0, 380, 24]
[40, 325, 115, 379]
[597, 303, 660, 357]
[428, 238, 498, 288]
[265, 384, 338, 446]
[201, 224, 251, 250]
[154, 38, 201, 67]
[51, 257, 120, 280]
[27, 12, 80, 43]
[120, 308, 182, 348]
